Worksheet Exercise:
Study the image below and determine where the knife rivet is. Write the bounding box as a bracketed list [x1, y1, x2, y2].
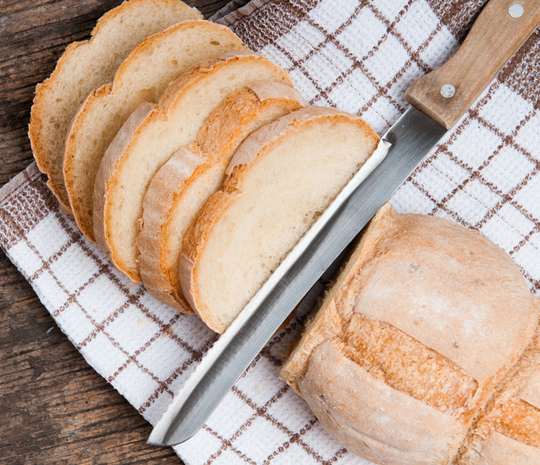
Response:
[440, 84, 456, 99]
[508, 3, 524, 18]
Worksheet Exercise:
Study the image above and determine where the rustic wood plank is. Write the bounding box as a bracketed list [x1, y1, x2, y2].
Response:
[0, 1, 233, 463]
[0, 252, 181, 464]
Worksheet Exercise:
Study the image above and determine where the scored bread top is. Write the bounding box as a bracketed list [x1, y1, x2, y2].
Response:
[179, 106, 379, 333]
[300, 338, 468, 465]
[461, 329, 540, 464]
[93, 53, 294, 283]
[137, 81, 307, 312]
[63, 20, 247, 241]
[280, 204, 540, 465]
[29, 0, 201, 214]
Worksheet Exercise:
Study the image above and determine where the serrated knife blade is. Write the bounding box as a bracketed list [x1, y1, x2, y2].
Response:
[148, 107, 444, 446]
[149, 0, 540, 447]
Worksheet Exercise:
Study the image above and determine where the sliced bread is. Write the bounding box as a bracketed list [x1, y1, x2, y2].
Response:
[179, 106, 380, 333]
[29, 0, 202, 214]
[137, 81, 307, 312]
[63, 20, 247, 241]
[93, 53, 294, 283]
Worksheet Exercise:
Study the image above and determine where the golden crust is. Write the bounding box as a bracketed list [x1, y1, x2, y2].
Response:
[195, 82, 306, 156]
[29, 40, 87, 213]
[300, 341, 468, 464]
[178, 173, 241, 325]
[137, 145, 208, 312]
[459, 329, 540, 464]
[64, 82, 113, 231]
[93, 101, 155, 281]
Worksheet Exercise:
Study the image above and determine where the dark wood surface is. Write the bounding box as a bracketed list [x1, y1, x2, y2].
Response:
[0, 1, 231, 463]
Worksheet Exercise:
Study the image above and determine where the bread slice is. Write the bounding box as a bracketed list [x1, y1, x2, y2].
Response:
[137, 81, 307, 312]
[29, 0, 202, 214]
[63, 20, 246, 241]
[93, 53, 293, 283]
[280, 205, 540, 465]
[179, 106, 380, 333]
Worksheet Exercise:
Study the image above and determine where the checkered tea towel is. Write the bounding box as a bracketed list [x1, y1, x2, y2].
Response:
[1, 0, 539, 464]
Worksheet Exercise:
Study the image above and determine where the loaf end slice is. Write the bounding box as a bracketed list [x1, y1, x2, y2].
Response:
[29, 0, 202, 213]
[64, 20, 247, 242]
[137, 81, 307, 312]
[179, 106, 379, 333]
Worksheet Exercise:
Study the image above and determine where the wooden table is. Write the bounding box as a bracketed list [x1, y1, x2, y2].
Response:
[0, 1, 232, 463]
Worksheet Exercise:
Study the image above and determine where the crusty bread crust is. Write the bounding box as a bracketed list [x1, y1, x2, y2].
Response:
[137, 82, 306, 312]
[179, 173, 240, 320]
[222, 106, 354, 174]
[195, 81, 308, 156]
[280, 205, 540, 465]
[64, 20, 246, 242]
[472, 431, 540, 464]
[137, 146, 207, 312]
[93, 101, 155, 268]
[301, 340, 468, 465]
[458, 329, 540, 464]
[29, 0, 202, 213]
[94, 53, 293, 282]
[179, 106, 379, 333]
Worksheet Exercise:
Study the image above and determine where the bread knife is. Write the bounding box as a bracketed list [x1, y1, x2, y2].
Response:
[149, 0, 540, 446]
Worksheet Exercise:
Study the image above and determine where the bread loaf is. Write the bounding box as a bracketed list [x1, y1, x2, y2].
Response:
[29, 0, 202, 214]
[63, 20, 247, 241]
[280, 204, 540, 465]
[137, 81, 307, 312]
[93, 53, 294, 283]
[180, 106, 379, 333]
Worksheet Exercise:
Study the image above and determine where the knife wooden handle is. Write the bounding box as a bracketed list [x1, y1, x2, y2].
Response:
[406, 0, 540, 129]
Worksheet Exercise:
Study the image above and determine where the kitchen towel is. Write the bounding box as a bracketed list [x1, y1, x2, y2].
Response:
[1, 0, 539, 464]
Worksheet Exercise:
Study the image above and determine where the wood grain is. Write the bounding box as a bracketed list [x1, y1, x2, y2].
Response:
[405, 0, 540, 129]
[0, 1, 231, 463]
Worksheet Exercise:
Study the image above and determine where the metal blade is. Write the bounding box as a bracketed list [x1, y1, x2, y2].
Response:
[148, 107, 446, 446]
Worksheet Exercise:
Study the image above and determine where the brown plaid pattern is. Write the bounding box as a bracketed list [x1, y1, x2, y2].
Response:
[0, 0, 539, 464]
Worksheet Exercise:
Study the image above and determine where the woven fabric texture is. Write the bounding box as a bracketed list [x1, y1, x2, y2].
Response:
[1, 0, 539, 464]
